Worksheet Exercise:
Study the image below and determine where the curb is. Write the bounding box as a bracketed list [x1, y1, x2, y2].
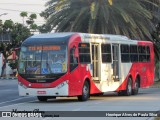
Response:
[0, 77, 17, 80]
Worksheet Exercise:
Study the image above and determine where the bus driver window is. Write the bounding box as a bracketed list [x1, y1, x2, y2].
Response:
[70, 46, 78, 72]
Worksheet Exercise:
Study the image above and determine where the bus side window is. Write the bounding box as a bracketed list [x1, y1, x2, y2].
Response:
[146, 46, 150, 62]
[121, 44, 130, 63]
[139, 46, 147, 62]
[101, 44, 111, 63]
[70, 47, 78, 72]
[78, 43, 91, 63]
[130, 45, 138, 62]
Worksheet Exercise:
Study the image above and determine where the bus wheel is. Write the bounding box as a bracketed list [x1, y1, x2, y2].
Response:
[37, 96, 48, 102]
[78, 81, 90, 101]
[124, 77, 132, 96]
[132, 78, 139, 95]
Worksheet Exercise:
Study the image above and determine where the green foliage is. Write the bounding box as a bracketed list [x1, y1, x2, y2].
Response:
[0, 12, 39, 74]
[30, 24, 38, 30]
[11, 23, 31, 46]
[20, 12, 28, 17]
[38, 24, 52, 33]
[41, 0, 160, 40]
[152, 22, 160, 59]
[30, 14, 37, 19]
[0, 20, 31, 60]
[1, 19, 14, 32]
[26, 13, 37, 25]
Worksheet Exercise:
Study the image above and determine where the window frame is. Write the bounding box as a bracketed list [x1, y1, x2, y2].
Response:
[121, 44, 130, 63]
[101, 44, 112, 63]
[78, 43, 91, 64]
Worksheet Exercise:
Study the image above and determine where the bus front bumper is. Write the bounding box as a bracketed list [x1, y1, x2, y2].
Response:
[18, 81, 68, 96]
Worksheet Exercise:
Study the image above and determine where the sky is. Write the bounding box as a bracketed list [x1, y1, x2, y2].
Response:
[0, 0, 47, 25]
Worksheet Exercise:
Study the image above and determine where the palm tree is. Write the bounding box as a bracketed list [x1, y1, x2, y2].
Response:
[20, 12, 28, 25]
[41, 0, 160, 40]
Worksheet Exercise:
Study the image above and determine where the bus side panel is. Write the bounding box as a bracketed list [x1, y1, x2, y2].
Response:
[116, 43, 154, 91]
[116, 64, 134, 91]
[68, 65, 102, 96]
[138, 42, 154, 88]
[67, 34, 102, 96]
[67, 34, 82, 96]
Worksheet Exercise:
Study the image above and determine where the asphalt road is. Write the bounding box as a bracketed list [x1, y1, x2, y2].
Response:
[0, 79, 160, 120]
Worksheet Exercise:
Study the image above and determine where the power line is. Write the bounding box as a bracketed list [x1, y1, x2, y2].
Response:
[0, 8, 41, 14]
[0, 3, 44, 6]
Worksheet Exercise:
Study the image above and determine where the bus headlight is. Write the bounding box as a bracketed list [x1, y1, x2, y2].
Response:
[57, 80, 68, 89]
[19, 82, 27, 89]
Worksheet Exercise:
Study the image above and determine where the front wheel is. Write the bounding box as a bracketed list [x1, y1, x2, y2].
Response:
[78, 81, 90, 101]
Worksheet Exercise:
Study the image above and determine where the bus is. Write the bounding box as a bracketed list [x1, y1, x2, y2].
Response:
[18, 32, 154, 101]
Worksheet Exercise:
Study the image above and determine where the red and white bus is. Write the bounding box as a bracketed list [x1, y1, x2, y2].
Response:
[18, 33, 154, 101]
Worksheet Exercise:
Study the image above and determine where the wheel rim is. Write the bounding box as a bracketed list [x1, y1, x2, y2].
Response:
[128, 79, 132, 94]
[134, 81, 139, 92]
[135, 82, 138, 89]
[83, 84, 89, 97]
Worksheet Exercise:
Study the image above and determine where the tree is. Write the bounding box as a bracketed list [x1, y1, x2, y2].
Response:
[41, 0, 160, 40]
[38, 24, 52, 33]
[0, 20, 31, 76]
[20, 12, 39, 33]
[26, 13, 37, 26]
[25, 13, 38, 33]
[20, 12, 28, 25]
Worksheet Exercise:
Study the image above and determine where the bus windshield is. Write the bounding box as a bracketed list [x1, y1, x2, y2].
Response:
[18, 45, 67, 75]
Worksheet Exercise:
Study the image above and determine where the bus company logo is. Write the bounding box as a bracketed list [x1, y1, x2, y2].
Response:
[2, 112, 11, 117]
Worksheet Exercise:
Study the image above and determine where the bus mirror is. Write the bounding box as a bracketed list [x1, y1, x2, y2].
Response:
[72, 46, 78, 57]
[74, 48, 78, 57]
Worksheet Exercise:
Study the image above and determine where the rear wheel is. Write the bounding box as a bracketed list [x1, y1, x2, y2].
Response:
[132, 78, 139, 95]
[78, 81, 90, 101]
[123, 77, 132, 96]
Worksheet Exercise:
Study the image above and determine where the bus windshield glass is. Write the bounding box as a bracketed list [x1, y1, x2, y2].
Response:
[18, 45, 67, 75]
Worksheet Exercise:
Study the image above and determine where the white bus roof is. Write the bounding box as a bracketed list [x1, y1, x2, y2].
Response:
[29, 32, 151, 44]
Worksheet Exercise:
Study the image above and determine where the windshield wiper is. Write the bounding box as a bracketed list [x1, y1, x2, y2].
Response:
[46, 62, 52, 73]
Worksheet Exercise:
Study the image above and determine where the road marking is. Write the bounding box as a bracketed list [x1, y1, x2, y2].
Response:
[0, 89, 18, 91]
[94, 101, 103, 105]
[0, 96, 34, 105]
[0, 100, 36, 109]
[72, 107, 82, 111]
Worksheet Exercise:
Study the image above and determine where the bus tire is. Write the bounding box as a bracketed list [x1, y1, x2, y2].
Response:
[37, 96, 48, 102]
[132, 78, 139, 95]
[123, 77, 132, 96]
[78, 81, 90, 101]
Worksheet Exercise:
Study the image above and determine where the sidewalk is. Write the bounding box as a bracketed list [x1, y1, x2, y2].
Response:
[0, 77, 17, 80]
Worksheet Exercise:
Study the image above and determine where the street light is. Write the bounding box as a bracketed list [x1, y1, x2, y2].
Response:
[0, 13, 8, 17]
